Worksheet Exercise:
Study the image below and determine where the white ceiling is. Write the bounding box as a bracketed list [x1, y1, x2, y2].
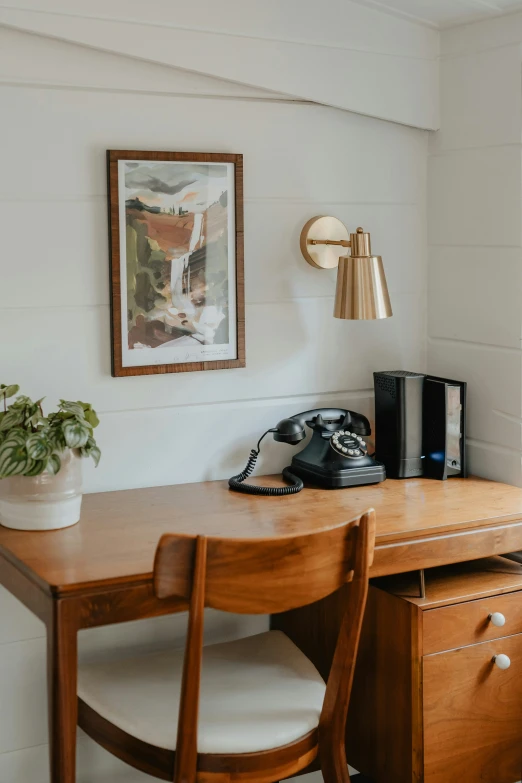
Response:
[353, 0, 522, 28]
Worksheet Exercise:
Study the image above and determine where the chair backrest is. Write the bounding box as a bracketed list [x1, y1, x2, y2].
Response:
[153, 508, 376, 783]
[155, 514, 373, 613]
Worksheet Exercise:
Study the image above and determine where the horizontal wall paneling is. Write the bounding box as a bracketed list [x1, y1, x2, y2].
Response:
[0, 2, 439, 128]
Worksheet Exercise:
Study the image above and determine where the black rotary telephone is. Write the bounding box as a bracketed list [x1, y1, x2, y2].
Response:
[229, 408, 386, 496]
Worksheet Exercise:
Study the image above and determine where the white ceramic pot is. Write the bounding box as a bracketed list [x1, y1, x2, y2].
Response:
[0, 449, 82, 531]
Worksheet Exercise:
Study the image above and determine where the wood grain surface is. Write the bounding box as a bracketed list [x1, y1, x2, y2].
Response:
[346, 578, 522, 782]
[154, 516, 373, 613]
[373, 556, 522, 609]
[423, 588, 522, 655]
[345, 586, 423, 783]
[1, 476, 522, 596]
[424, 634, 522, 783]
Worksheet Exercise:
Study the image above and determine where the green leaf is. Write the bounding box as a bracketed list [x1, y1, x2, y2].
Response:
[89, 444, 101, 467]
[22, 404, 40, 428]
[0, 384, 19, 400]
[3, 428, 27, 446]
[81, 437, 101, 467]
[0, 408, 24, 431]
[84, 409, 100, 429]
[0, 440, 30, 477]
[48, 426, 66, 452]
[28, 413, 45, 429]
[10, 395, 32, 409]
[77, 402, 100, 429]
[60, 400, 86, 418]
[62, 418, 90, 448]
[25, 459, 46, 477]
[26, 433, 52, 461]
[46, 454, 61, 476]
[47, 411, 73, 424]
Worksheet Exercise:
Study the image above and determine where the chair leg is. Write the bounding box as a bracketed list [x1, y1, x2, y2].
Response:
[320, 747, 350, 783]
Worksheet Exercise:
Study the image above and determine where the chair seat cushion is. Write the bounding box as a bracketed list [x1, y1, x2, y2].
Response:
[78, 630, 326, 754]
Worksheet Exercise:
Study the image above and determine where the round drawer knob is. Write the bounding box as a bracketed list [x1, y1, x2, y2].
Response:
[489, 612, 506, 627]
[493, 654, 511, 670]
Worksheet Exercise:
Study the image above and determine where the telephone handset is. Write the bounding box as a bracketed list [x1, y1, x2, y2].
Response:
[228, 408, 386, 496]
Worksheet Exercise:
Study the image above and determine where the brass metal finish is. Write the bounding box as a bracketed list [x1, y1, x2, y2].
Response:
[300, 216, 350, 269]
[310, 239, 351, 247]
[334, 252, 392, 320]
[350, 227, 371, 257]
[300, 218, 392, 320]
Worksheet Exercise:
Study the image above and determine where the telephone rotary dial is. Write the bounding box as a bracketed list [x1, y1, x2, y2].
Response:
[329, 430, 367, 459]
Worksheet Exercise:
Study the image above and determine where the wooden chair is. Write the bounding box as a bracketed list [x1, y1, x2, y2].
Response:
[77, 508, 376, 783]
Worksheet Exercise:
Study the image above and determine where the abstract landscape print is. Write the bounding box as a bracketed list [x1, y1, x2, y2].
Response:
[108, 151, 244, 376]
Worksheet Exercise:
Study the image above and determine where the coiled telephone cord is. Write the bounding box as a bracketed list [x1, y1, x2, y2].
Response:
[228, 430, 304, 495]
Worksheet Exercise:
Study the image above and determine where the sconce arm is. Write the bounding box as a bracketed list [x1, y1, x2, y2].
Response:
[309, 239, 351, 247]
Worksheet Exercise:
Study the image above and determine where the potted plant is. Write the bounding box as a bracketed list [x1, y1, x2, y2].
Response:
[0, 384, 101, 530]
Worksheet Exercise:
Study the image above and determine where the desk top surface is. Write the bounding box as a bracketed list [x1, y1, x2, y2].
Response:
[1, 475, 522, 595]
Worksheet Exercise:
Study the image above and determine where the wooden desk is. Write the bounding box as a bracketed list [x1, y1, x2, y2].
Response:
[1, 475, 522, 783]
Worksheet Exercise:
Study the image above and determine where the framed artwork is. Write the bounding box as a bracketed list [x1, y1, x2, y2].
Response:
[107, 150, 245, 377]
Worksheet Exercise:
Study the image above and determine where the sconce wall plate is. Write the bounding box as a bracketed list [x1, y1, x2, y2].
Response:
[299, 215, 393, 321]
[300, 216, 350, 270]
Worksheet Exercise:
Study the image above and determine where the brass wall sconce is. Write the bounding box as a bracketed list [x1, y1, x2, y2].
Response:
[300, 216, 392, 320]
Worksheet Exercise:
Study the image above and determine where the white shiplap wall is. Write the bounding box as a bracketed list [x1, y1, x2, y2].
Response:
[0, 0, 440, 129]
[428, 15, 522, 485]
[0, 22, 428, 783]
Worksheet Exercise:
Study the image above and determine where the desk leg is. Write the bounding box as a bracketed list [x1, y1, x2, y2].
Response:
[47, 599, 78, 783]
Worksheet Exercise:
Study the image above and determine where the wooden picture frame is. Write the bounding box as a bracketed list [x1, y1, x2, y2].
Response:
[107, 150, 245, 377]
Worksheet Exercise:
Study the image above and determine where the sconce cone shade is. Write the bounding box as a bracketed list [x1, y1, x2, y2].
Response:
[334, 254, 393, 320]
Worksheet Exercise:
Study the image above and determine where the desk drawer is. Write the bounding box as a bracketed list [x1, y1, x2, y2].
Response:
[423, 633, 522, 783]
[423, 589, 522, 655]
